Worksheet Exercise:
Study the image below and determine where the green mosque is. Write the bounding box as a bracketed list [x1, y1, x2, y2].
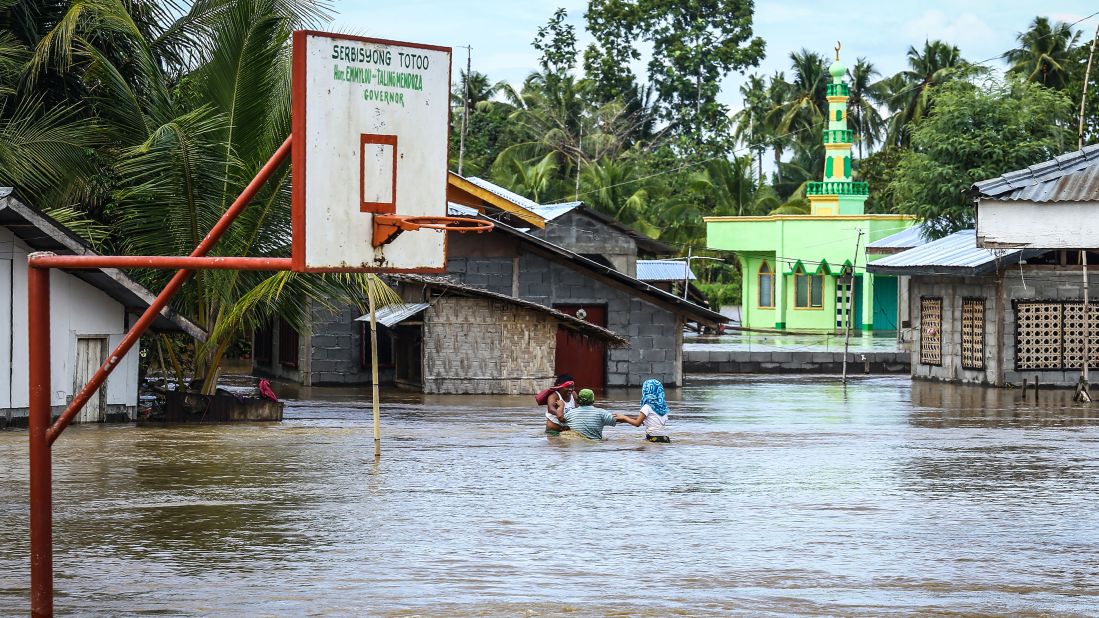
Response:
[705, 46, 914, 332]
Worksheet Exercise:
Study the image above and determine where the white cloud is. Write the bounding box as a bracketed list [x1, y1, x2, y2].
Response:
[902, 10, 997, 50]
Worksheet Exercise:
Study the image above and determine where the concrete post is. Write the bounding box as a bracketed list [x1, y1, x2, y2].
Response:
[862, 272, 875, 330]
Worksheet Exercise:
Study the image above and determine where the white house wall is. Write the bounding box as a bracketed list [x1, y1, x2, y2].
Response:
[977, 200, 1099, 248]
[0, 232, 11, 408]
[3, 231, 138, 412]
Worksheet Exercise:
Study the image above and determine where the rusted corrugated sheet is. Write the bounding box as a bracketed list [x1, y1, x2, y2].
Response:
[974, 144, 1099, 201]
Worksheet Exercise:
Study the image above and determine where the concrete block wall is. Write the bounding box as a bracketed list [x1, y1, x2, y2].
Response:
[683, 350, 909, 374]
[906, 268, 1099, 388]
[308, 305, 375, 385]
[529, 210, 638, 277]
[908, 276, 999, 385]
[422, 297, 556, 394]
[522, 253, 678, 386]
[445, 250, 682, 386]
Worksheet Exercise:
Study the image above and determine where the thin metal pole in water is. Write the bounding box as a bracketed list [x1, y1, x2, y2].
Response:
[458, 45, 471, 176]
[28, 266, 51, 617]
[1084, 250, 1090, 385]
[1078, 250, 1092, 403]
[842, 229, 865, 385]
[368, 278, 382, 459]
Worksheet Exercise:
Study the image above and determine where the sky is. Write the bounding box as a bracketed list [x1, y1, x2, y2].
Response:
[327, 0, 1098, 113]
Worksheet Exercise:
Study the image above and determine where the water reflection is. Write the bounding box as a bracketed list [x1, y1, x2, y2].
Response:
[1, 375, 1098, 615]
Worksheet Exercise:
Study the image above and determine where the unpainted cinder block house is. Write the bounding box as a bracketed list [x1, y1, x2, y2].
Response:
[253, 175, 724, 392]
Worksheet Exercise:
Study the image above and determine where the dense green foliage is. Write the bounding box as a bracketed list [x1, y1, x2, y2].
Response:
[450, 9, 1099, 265]
[697, 281, 741, 309]
[0, 0, 400, 391]
[892, 80, 1073, 238]
[4, 0, 1099, 341]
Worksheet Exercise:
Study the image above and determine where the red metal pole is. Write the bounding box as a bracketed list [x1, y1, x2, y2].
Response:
[29, 256, 293, 271]
[28, 266, 52, 617]
[45, 136, 292, 446]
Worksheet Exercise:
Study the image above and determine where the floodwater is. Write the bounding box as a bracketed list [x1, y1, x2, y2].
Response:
[2, 376, 1099, 616]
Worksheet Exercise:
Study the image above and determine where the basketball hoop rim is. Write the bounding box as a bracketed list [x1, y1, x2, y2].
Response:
[372, 214, 493, 247]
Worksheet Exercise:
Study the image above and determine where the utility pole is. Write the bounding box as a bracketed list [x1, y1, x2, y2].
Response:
[1079, 22, 1099, 150]
[575, 124, 582, 200]
[458, 45, 471, 175]
[842, 228, 865, 385]
[683, 246, 692, 300]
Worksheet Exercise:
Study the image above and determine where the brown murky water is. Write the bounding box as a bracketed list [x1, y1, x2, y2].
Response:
[2, 376, 1099, 616]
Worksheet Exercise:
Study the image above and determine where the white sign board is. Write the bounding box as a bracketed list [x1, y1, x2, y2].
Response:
[292, 31, 451, 272]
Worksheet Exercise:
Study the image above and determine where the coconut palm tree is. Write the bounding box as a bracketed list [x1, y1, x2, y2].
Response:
[846, 58, 884, 159]
[24, 0, 400, 394]
[1005, 17, 1080, 90]
[882, 40, 969, 146]
[732, 73, 770, 182]
[770, 50, 829, 151]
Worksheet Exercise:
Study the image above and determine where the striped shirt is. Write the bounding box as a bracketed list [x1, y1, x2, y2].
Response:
[563, 405, 617, 440]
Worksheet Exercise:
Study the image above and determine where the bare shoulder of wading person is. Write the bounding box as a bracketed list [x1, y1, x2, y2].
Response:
[563, 389, 617, 440]
[540, 374, 576, 434]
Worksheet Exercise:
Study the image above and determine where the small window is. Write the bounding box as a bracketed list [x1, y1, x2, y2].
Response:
[794, 270, 823, 309]
[961, 298, 985, 369]
[758, 261, 774, 308]
[843, 156, 851, 177]
[835, 109, 842, 122]
[825, 157, 834, 177]
[920, 297, 942, 366]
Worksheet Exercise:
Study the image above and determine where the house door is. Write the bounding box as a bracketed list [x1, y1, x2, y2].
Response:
[75, 337, 108, 423]
[393, 324, 423, 389]
[553, 305, 606, 392]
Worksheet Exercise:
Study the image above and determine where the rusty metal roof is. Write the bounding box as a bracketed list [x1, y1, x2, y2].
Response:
[973, 144, 1099, 202]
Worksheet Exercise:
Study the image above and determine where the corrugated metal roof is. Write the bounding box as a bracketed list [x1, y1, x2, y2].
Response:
[636, 259, 697, 281]
[527, 202, 583, 221]
[447, 202, 479, 217]
[867, 230, 1029, 276]
[355, 302, 429, 327]
[973, 144, 1099, 201]
[866, 224, 929, 250]
[465, 177, 542, 211]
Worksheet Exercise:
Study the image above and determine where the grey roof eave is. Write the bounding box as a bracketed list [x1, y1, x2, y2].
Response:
[388, 274, 630, 347]
[0, 194, 206, 340]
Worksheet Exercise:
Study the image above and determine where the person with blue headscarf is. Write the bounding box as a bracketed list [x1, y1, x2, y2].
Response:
[615, 379, 671, 443]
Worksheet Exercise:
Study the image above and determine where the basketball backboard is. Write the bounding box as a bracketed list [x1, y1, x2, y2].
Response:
[291, 31, 451, 272]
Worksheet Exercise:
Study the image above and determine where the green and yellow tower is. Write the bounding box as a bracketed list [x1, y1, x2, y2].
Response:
[808, 43, 869, 216]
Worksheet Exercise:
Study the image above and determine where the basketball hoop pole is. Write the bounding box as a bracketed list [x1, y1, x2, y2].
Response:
[27, 135, 292, 617]
[367, 281, 382, 459]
